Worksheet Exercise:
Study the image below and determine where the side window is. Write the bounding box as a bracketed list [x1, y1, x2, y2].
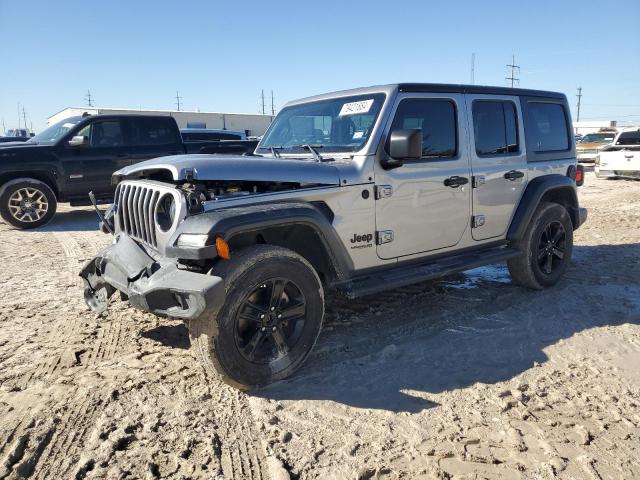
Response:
[129, 118, 179, 145]
[81, 121, 124, 148]
[389, 99, 457, 158]
[472, 100, 519, 156]
[526, 103, 569, 152]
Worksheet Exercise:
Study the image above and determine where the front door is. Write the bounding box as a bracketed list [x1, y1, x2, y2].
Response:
[374, 94, 471, 260]
[466, 95, 528, 240]
[58, 119, 130, 199]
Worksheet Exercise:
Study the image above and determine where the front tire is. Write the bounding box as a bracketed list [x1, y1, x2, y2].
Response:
[507, 202, 573, 290]
[189, 245, 324, 390]
[0, 178, 57, 229]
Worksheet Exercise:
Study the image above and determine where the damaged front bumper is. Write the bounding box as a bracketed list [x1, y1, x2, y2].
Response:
[80, 234, 225, 320]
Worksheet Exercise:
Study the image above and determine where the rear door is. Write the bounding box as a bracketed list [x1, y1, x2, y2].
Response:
[374, 93, 471, 259]
[466, 95, 527, 240]
[125, 117, 184, 165]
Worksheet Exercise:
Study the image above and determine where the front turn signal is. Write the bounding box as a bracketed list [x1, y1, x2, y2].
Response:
[215, 237, 231, 260]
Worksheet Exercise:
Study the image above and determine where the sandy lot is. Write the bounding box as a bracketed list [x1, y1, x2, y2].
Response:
[0, 173, 638, 480]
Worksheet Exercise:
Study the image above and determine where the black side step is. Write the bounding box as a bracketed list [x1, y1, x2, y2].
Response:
[338, 246, 521, 299]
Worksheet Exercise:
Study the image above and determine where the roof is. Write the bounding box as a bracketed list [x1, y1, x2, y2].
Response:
[48, 106, 272, 120]
[285, 83, 565, 107]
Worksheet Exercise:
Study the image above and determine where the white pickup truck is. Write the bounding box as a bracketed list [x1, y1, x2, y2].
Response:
[595, 128, 640, 179]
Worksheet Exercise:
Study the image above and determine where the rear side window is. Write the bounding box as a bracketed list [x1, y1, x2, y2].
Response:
[526, 103, 570, 152]
[389, 99, 457, 158]
[129, 118, 179, 145]
[472, 101, 519, 156]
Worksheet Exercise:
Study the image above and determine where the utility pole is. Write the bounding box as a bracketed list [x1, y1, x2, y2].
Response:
[506, 54, 520, 87]
[576, 87, 583, 122]
[260, 89, 266, 115]
[175, 91, 183, 111]
[1, 118, 5, 134]
[85, 90, 94, 107]
[22, 107, 27, 131]
[470, 53, 475, 85]
[270, 90, 275, 116]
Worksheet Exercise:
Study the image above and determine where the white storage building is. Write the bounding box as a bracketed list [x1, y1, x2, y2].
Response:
[47, 107, 274, 137]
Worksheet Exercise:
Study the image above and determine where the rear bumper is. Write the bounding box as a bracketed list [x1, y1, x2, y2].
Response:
[80, 234, 225, 320]
[576, 207, 588, 228]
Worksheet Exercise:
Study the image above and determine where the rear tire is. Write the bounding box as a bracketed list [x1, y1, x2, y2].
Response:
[189, 245, 324, 390]
[508, 202, 573, 290]
[0, 178, 57, 229]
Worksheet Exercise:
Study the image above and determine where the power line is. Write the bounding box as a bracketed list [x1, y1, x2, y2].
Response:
[576, 87, 583, 122]
[85, 90, 94, 107]
[175, 91, 183, 111]
[506, 54, 520, 87]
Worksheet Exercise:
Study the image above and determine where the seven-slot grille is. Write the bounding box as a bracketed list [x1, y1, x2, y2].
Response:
[116, 183, 163, 247]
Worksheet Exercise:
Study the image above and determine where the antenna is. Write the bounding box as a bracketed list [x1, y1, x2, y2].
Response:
[506, 54, 520, 87]
[85, 90, 94, 107]
[175, 91, 183, 111]
[470, 53, 475, 85]
[270, 90, 275, 116]
[576, 87, 583, 122]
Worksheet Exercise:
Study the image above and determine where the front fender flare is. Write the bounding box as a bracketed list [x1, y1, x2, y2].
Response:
[166, 201, 353, 279]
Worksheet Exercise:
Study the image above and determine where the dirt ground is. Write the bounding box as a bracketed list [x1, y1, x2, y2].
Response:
[0, 172, 639, 480]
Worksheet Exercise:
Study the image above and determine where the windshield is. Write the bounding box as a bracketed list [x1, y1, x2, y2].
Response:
[580, 133, 615, 143]
[258, 93, 386, 154]
[27, 117, 83, 145]
[616, 131, 640, 145]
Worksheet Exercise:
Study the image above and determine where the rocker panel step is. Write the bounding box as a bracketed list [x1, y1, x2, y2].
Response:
[339, 246, 521, 299]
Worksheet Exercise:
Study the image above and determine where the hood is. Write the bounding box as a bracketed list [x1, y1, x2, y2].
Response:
[576, 141, 610, 150]
[115, 154, 343, 185]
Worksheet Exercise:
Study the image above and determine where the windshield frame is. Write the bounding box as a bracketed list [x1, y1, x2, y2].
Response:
[257, 93, 387, 156]
[27, 116, 84, 145]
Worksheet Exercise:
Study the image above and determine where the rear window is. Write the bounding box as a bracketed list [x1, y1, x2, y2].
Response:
[616, 131, 640, 145]
[128, 118, 179, 145]
[472, 101, 519, 156]
[526, 103, 570, 152]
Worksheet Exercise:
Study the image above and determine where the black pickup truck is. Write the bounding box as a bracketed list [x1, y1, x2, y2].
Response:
[0, 114, 257, 229]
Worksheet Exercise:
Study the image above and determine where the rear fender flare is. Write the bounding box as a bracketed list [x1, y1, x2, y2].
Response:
[507, 174, 579, 243]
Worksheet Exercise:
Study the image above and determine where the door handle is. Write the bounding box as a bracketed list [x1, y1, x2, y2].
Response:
[504, 170, 524, 181]
[444, 176, 469, 188]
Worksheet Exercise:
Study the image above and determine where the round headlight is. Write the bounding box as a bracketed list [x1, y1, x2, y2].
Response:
[156, 194, 176, 232]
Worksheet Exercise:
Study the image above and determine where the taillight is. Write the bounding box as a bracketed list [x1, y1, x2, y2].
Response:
[575, 165, 584, 186]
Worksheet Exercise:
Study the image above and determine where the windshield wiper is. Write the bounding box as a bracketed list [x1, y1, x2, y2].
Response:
[290, 144, 324, 162]
[269, 146, 281, 158]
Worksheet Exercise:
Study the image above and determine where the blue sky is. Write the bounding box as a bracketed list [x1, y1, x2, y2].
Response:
[1, 0, 639, 132]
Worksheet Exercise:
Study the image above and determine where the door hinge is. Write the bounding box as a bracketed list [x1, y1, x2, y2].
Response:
[374, 185, 393, 199]
[376, 230, 394, 245]
[472, 215, 486, 228]
[472, 175, 485, 188]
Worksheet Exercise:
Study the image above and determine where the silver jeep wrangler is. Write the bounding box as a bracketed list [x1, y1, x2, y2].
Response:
[81, 83, 587, 389]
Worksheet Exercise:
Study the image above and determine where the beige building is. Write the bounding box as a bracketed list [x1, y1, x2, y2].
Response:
[47, 107, 274, 137]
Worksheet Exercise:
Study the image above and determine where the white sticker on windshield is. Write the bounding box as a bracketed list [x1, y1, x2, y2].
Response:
[63, 123, 75, 128]
[352, 131, 364, 139]
[339, 99, 374, 116]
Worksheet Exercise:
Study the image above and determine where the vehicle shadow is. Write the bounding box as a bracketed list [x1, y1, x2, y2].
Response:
[34, 208, 99, 232]
[253, 243, 640, 413]
[141, 323, 190, 350]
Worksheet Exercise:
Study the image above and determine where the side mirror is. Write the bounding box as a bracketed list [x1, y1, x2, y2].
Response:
[383, 129, 422, 169]
[68, 135, 89, 147]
